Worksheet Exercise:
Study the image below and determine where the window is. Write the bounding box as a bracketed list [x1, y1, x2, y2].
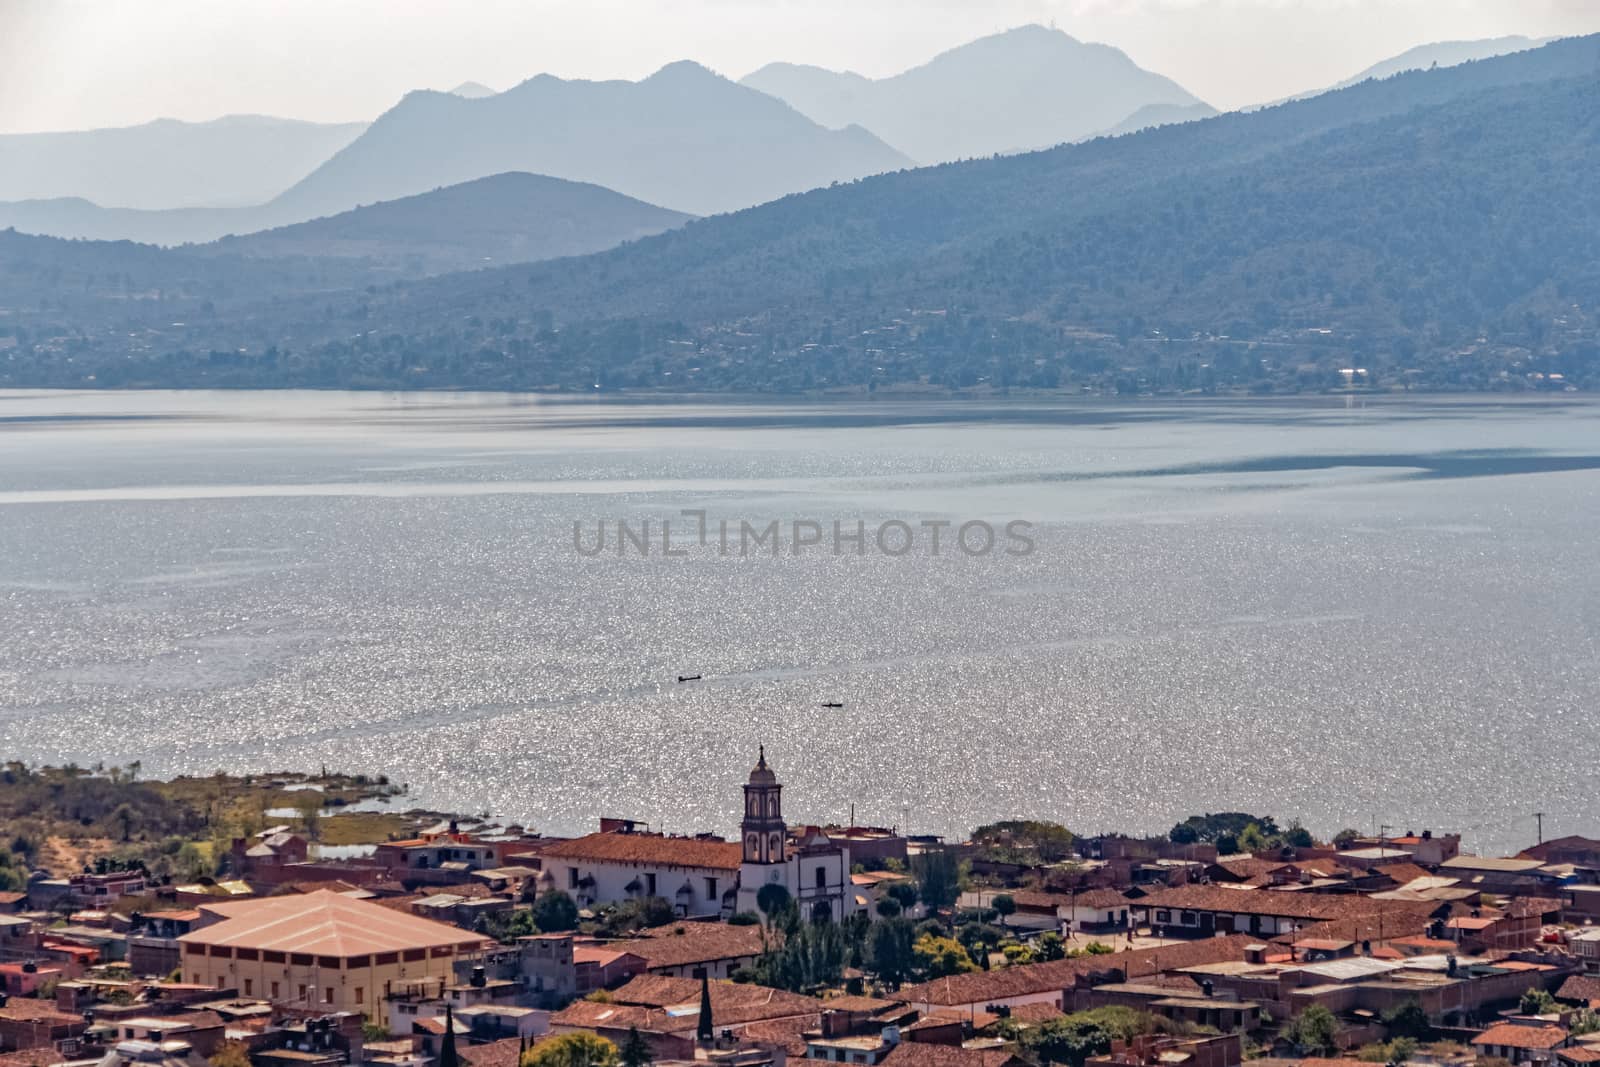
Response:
[216, 976, 225, 989]
[706, 878, 718, 898]
[568, 867, 579, 889]
[1155, 910, 1172, 923]
[243, 979, 253, 996]
[355, 987, 364, 1005]
[298, 984, 308, 1001]
[645, 873, 657, 896]
[191, 974, 201, 985]
[815, 866, 827, 889]
[271, 982, 280, 998]
[325, 988, 334, 1004]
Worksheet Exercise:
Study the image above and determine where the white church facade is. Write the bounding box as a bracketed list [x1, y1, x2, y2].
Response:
[537, 748, 858, 921]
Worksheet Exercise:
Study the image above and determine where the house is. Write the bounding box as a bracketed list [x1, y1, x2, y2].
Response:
[604, 921, 766, 979]
[1132, 885, 1435, 940]
[573, 945, 648, 994]
[893, 936, 1255, 1017]
[1472, 1022, 1571, 1066]
[65, 871, 145, 907]
[549, 973, 822, 1060]
[1568, 930, 1600, 970]
[230, 829, 310, 879]
[0, 998, 88, 1053]
[1521, 838, 1600, 869]
[876, 1043, 1024, 1067]
[1437, 856, 1547, 893]
[176, 889, 489, 1018]
[1556, 975, 1600, 1007]
[1086, 1033, 1242, 1067]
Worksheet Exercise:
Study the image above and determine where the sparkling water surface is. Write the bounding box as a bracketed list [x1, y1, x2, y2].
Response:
[2, 390, 1598, 857]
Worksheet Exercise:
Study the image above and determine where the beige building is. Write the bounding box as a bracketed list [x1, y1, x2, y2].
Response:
[178, 890, 488, 1019]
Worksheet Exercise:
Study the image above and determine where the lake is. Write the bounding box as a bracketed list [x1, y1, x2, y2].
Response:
[2, 389, 1598, 858]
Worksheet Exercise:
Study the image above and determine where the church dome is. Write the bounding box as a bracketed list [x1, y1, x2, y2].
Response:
[748, 745, 777, 785]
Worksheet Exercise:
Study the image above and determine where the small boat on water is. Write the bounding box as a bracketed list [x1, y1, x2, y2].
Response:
[820, 701, 844, 708]
[677, 674, 703, 683]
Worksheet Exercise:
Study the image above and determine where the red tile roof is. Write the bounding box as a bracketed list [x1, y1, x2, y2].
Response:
[1472, 1024, 1570, 1050]
[460, 1037, 526, 1067]
[1558, 975, 1600, 1005]
[540, 833, 742, 871]
[603, 922, 764, 970]
[180, 889, 488, 956]
[879, 1043, 1023, 1067]
[894, 935, 1255, 1007]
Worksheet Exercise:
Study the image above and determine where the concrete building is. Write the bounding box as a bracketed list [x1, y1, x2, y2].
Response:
[176, 890, 488, 1019]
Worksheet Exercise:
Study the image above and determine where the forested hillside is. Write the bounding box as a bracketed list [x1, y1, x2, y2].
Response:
[3, 37, 1598, 395]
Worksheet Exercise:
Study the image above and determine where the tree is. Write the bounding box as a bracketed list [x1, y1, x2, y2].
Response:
[1021, 1008, 1150, 1067]
[1381, 999, 1431, 1041]
[1284, 820, 1315, 849]
[756, 883, 792, 921]
[1216, 833, 1240, 856]
[914, 849, 962, 916]
[875, 898, 902, 918]
[992, 894, 1016, 927]
[728, 911, 761, 926]
[294, 791, 323, 841]
[523, 1033, 620, 1067]
[868, 917, 916, 988]
[1237, 822, 1271, 854]
[886, 882, 919, 910]
[1169, 824, 1199, 845]
[1333, 828, 1363, 848]
[1036, 932, 1067, 962]
[619, 1028, 652, 1067]
[914, 933, 978, 978]
[1521, 987, 1558, 1016]
[1287, 1006, 1340, 1055]
[532, 891, 579, 933]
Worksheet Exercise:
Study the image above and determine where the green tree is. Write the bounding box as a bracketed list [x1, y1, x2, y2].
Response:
[992, 894, 1016, 926]
[1287, 1006, 1340, 1055]
[914, 933, 978, 977]
[1021, 1008, 1151, 1067]
[619, 1027, 652, 1067]
[532, 891, 579, 933]
[1520, 987, 1558, 1016]
[756, 883, 792, 921]
[1036, 932, 1067, 961]
[1283, 820, 1315, 849]
[1381, 1000, 1431, 1041]
[523, 1033, 619, 1067]
[1237, 822, 1271, 853]
[914, 849, 962, 916]
[875, 898, 902, 918]
[1333, 828, 1363, 848]
[868, 917, 916, 988]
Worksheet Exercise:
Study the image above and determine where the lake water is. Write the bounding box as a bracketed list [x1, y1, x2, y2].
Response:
[2, 389, 1598, 858]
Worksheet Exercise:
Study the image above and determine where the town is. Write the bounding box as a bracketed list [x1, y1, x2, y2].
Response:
[2, 753, 1598, 1067]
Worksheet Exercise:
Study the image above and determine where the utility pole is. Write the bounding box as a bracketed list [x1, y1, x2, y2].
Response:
[1534, 812, 1544, 846]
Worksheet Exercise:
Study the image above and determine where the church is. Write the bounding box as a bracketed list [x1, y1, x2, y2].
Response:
[733, 746, 858, 921]
[538, 748, 858, 921]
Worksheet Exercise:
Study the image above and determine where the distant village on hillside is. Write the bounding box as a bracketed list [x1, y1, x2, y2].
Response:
[3, 753, 1600, 1067]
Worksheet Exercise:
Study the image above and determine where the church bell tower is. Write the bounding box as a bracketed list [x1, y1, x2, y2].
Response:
[741, 745, 785, 865]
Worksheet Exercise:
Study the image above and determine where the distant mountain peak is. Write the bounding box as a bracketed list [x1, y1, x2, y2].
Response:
[448, 81, 497, 99]
[740, 24, 1203, 163]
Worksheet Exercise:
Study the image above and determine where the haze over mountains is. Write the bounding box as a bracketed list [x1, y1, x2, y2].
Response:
[0, 115, 368, 210]
[1269, 34, 1555, 105]
[740, 25, 1206, 161]
[268, 61, 910, 221]
[5, 34, 1596, 397]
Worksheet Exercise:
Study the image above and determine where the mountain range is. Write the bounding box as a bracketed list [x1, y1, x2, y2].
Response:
[208, 172, 691, 276]
[1266, 34, 1555, 106]
[267, 61, 910, 221]
[0, 115, 367, 210]
[4, 34, 1596, 396]
[740, 25, 1206, 162]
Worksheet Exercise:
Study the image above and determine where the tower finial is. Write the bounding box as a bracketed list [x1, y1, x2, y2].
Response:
[757, 744, 766, 769]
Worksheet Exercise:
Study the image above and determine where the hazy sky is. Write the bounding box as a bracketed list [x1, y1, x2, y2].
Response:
[3, 0, 1599, 134]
